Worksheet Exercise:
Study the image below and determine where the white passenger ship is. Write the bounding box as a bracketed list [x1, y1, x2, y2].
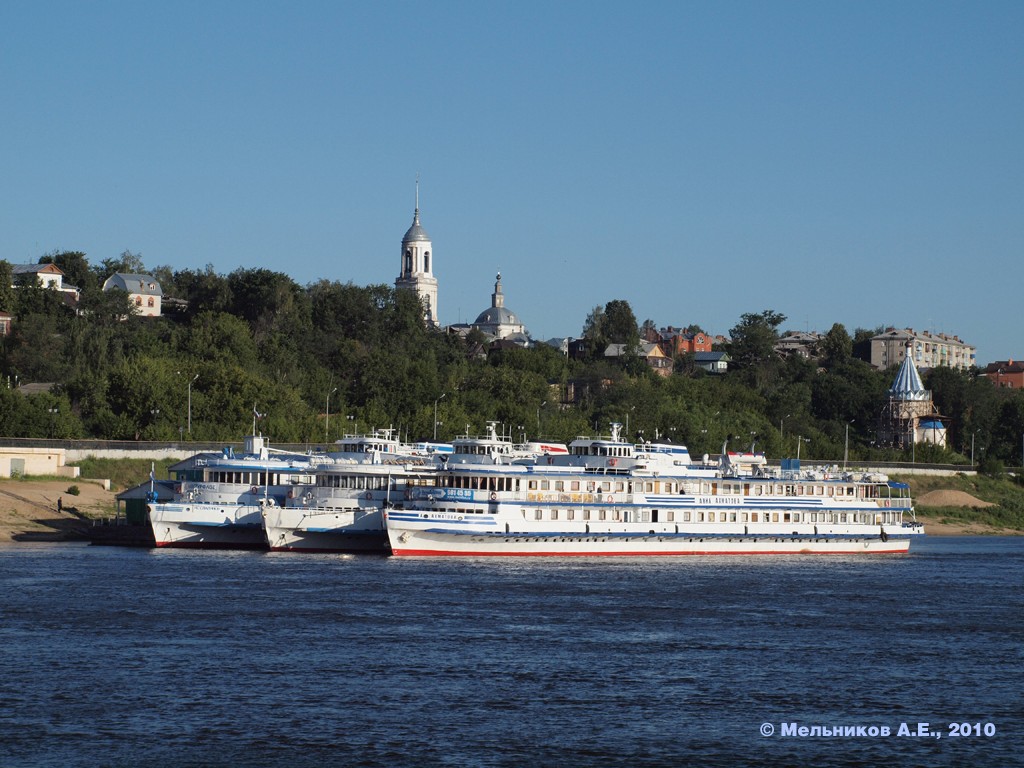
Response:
[385, 424, 924, 557]
[262, 425, 568, 553]
[148, 435, 319, 549]
[261, 430, 439, 553]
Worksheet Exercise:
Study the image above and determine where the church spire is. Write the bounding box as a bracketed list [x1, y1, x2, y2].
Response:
[414, 173, 420, 224]
[492, 272, 504, 309]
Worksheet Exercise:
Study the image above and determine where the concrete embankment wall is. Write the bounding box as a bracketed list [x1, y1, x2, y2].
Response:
[0, 438, 979, 478]
[65, 448, 200, 462]
[0, 439, 326, 466]
[0, 439, 327, 474]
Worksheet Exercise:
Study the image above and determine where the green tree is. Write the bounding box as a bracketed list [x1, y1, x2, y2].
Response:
[6, 313, 69, 382]
[580, 304, 607, 360]
[77, 285, 137, 323]
[0, 261, 15, 313]
[811, 360, 887, 437]
[728, 309, 787, 390]
[173, 265, 233, 319]
[227, 268, 304, 332]
[181, 312, 260, 371]
[581, 299, 640, 370]
[992, 393, 1024, 466]
[820, 323, 852, 368]
[928, 367, 1005, 457]
[13, 280, 70, 319]
[603, 299, 640, 347]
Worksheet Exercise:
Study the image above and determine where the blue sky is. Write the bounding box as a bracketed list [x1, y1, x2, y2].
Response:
[2, 1, 1021, 364]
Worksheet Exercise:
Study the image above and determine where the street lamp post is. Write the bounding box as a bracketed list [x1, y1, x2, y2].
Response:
[47, 407, 58, 438]
[434, 393, 447, 441]
[844, 419, 855, 470]
[971, 430, 978, 466]
[537, 401, 546, 438]
[325, 387, 338, 442]
[797, 436, 809, 461]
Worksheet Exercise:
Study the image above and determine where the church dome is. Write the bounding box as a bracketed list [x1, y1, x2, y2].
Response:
[470, 272, 526, 340]
[475, 306, 520, 326]
[402, 210, 430, 243]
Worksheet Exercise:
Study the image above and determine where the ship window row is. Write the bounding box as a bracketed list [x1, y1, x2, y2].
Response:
[317, 475, 389, 489]
[206, 471, 298, 486]
[436, 475, 881, 501]
[454, 445, 512, 456]
[529, 479, 628, 493]
[526, 509, 899, 524]
[518, 478, 881, 499]
[571, 445, 632, 458]
[535, 509, 611, 521]
[441, 475, 521, 491]
[337, 443, 398, 454]
[707, 482, 868, 498]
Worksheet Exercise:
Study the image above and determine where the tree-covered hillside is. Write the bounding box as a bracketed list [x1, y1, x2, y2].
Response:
[2, 252, 1023, 468]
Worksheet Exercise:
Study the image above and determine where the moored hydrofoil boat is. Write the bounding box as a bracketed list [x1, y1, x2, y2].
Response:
[148, 434, 319, 549]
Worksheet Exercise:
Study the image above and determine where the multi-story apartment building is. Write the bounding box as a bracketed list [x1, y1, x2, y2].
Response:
[869, 328, 975, 371]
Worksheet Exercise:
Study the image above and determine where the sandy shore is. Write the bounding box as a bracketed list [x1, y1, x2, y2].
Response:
[0, 479, 1018, 543]
[0, 479, 118, 543]
[912, 515, 1020, 537]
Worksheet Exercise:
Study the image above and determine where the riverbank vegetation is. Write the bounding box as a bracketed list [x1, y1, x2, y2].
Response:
[3, 253, 1023, 471]
[69, 458, 176, 492]
[899, 473, 1024, 531]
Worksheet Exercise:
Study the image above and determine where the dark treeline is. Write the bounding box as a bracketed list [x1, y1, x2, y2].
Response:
[2, 252, 1023, 469]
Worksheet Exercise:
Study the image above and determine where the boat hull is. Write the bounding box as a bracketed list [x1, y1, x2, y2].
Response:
[263, 506, 388, 553]
[386, 528, 914, 557]
[149, 504, 267, 550]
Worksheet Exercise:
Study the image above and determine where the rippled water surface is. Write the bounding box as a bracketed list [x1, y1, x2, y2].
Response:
[1, 537, 1021, 767]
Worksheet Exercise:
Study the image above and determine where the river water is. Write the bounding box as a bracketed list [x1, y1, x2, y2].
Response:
[1, 537, 1021, 767]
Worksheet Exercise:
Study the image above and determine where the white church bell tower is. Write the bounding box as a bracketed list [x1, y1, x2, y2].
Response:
[395, 180, 439, 325]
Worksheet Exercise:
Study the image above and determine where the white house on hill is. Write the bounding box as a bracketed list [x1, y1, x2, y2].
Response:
[11, 263, 81, 303]
[102, 273, 163, 317]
